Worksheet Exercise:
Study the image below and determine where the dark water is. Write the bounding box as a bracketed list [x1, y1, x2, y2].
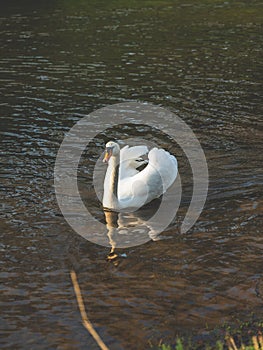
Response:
[1, 1, 262, 349]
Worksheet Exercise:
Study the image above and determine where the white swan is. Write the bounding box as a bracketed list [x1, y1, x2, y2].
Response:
[103, 141, 178, 210]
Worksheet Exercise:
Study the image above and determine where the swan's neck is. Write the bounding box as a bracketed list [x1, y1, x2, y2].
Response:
[103, 155, 120, 209]
[111, 158, 119, 198]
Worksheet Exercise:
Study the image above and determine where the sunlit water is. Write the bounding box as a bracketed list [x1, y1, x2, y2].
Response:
[1, 1, 262, 349]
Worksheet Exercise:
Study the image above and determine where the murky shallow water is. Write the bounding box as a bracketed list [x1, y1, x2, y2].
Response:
[1, 1, 262, 349]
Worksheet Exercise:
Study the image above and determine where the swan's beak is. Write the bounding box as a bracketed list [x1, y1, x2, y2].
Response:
[103, 147, 113, 163]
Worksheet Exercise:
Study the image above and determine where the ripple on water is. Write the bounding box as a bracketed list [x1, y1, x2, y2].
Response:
[0, 1, 262, 348]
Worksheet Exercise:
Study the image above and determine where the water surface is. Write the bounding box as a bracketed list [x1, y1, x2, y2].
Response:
[1, 1, 262, 349]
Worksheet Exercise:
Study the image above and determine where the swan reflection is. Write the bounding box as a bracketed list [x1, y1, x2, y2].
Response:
[104, 202, 165, 259]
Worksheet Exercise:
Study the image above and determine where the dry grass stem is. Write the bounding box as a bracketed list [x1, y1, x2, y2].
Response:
[252, 336, 259, 350]
[226, 335, 238, 350]
[70, 270, 109, 350]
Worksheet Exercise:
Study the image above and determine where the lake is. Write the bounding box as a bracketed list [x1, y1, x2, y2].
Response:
[1, 1, 262, 349]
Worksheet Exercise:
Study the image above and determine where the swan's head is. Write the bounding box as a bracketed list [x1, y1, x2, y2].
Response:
[103, 141, 120, 162]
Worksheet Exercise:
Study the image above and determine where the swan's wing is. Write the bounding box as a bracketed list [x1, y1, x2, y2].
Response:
[119, 145, 149, 180]
[119, 148, 178, 206]
[120, 145, 148, 161]
[147, 148, 178, 190]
